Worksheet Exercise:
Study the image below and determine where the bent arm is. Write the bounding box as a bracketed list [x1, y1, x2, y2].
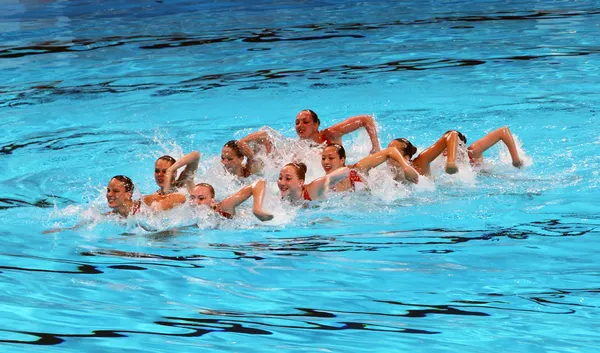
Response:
[322, 115, 381, 153]
[352, 147, 419, 184]
[143, 193, 186, 211]
[306, 167, 351, 200]
[413, 130, 459, 175]
[164, 151, 201, 192]
[218, 179, 272, 221]
[468, 126, 522, 167]
[238, 131, 273, 159]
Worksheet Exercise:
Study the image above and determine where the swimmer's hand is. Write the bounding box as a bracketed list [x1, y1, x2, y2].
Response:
[445, 162, 458, 174]
[253, 209, 274, 222]
[513, 159, 523, 168]
[370, 146, 381, 154]
[43, 228, 62, 234]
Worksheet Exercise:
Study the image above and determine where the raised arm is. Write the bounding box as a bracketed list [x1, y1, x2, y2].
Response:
[218, 179, 273, 221]
[413, 130, 459, 175]
[322, 115, 381, 153]
[306, 167, 351, 200]
[237, 131, 272, 174]
[352, 147, 419, 184]
[467, 126, 523, 167]
[238, 131, 273, 160]
[163, 151, 200, 192]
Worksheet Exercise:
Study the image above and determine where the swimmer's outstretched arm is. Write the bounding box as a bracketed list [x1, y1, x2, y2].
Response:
[468, 126, 523, 167]
[306, 167, 351, 200]
[321, 115, 381, 153]
[163, 151, 201, 193]
[218, 179, 273, 221]
[352, 147, 419, 184]
[413, 130, 459, 175]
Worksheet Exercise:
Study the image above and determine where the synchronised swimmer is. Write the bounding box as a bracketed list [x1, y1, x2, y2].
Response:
[45, 109, 526, 232]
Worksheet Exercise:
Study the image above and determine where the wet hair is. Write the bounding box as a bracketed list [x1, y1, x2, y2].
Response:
[194, 183, 215, 198]
[111, 175, 134, 193]
[301, 109, 320, 125]
[156, 155, 176, 165]
[285, 162, 307, 180]
[324, 143, 346, 160]
[445, 130, 467, 144]
[223, 140, 245, 158]
[393, 138, 417, 159]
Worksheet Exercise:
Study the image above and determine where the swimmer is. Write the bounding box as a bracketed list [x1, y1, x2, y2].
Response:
[152, 151, 200, 195]
[295, 109, 382, 153]
[277, 162, 353, 203]
[388, 130, 461, 182]
[43, 175, 186, 233]
[221, 132, 272, 178]
[189, 179, 273, 221]
[321, 143, 419, 191]
[464, 126, 523, 167]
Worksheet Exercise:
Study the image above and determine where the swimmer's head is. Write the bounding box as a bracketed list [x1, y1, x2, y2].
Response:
[189, 183, 217, 207]
[295, 109, 320, 139]
[389, 138, 417, 159]
[154, 155, 177, 189]
[107, 175, 134, 209]
[221, 140, 246, 176]
[321, 143, 346, 174]
[278, 162, 307, 199]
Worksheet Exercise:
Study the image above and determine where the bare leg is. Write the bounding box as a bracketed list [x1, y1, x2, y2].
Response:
[468, 126, 522, 167]
[413, 131, 459, 175]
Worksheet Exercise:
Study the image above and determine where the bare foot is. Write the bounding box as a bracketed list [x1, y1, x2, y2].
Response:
[253, 209, 274, 222]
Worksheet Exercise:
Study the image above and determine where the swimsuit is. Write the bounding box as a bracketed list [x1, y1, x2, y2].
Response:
[217, 208, 233, 219]
[333, 170, 366, 192]
[348, 169, 366, 191]
[302, 188, 312, 201]
[131, 201, 141, 215]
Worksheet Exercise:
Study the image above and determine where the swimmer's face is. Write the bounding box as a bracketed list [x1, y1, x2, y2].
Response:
[154, 159, 176, 188]
[321, 146, 345, 174]
[221, 146, 244, 175]
[106, 178, 132, 209]
[295, 111, 319, 139]
[189, 185, 215, 207]
[278, 165, 304, 198]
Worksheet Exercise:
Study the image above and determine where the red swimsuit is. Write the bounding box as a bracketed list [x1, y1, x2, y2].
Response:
[302, 188, 312, 201]
[216, 208, 233, 219]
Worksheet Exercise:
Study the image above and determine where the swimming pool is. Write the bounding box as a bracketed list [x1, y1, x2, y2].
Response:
[1, 0, 599, 351]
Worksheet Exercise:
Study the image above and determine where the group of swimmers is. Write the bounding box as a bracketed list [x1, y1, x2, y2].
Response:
[47, 109, 525, 232]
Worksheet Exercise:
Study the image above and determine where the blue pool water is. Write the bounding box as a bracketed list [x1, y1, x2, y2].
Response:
[1, 0, 599, 351]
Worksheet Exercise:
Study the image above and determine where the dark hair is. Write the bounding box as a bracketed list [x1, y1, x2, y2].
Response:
[285, 162, 307, 180]
[111, 175, 134, 193]
[445, 130, 467, 144]
[223, 140, 244, 158]
[156, 155, 176, 165]
[393, 138, 417, 159]
[194, 183, 215, 198]
[302, 109, 320, 125]
[324, 143, 346, 160]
